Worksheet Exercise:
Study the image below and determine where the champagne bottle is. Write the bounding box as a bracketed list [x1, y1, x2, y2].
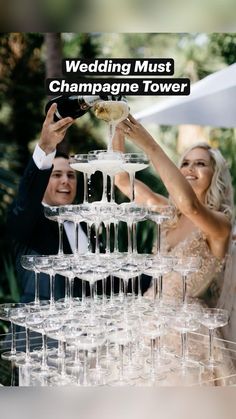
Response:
[45, 95, 124, 121]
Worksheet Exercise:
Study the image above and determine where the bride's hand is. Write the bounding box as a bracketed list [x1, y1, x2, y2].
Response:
[118, 114, 157, 154]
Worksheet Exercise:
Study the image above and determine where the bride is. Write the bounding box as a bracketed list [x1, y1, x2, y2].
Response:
[113, 114, 236, 379]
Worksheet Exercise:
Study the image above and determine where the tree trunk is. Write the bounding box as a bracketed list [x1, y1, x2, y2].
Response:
[44, 33, 69, 154]
[44, 33, 62, 79]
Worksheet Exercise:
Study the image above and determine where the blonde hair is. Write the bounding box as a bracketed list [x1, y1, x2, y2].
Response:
[178, 142, 234, 223]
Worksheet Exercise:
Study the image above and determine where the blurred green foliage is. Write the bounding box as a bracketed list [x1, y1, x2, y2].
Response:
[0, 32, 235, 310]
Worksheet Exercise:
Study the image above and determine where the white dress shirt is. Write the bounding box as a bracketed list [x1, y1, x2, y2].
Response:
[33, 144, 88, 254]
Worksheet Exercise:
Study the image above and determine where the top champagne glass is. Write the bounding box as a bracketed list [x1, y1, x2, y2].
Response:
[93, 100, 129, 151]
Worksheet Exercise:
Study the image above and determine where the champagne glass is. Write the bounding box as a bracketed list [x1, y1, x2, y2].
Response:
[143, 255, 173, 302]
[59, 205, 86, 255]
[91, 201, 120, 253]
[21, 255, 40, 305]
[121, 153, 149, 202]
[119, 203, 147, 253]
[0, 303, 26, 361]
[44, 206, 64, 255]
[34, 256, 56, 307]
[88, 150, 124, 202]
[171, 311, 200, 368]
[141, 314, 168, 383]
[69, 154, 95, 203]
[93, 99, 129, 151]
[174, 256, 202, 305]
[146, 205, 175, 253]
[199, 308, 229, 367]
[52, 255, 75, 307]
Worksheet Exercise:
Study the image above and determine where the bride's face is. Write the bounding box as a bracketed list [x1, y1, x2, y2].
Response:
[180, 147, 214, 200]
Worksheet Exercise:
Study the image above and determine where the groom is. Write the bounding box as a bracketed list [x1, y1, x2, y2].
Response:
[7, 103, 89, 303]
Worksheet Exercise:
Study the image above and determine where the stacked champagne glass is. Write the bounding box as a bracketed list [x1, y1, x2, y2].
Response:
[1, 99, 230, 387]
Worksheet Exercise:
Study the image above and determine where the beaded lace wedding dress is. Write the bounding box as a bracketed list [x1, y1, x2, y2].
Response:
[145, 226, 236, 385]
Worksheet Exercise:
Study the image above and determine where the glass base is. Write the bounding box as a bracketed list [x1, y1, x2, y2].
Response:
[48, 373, 76, 386]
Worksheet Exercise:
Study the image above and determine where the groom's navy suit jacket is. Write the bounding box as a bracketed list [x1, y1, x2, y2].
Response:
[7, 158, 85, 302]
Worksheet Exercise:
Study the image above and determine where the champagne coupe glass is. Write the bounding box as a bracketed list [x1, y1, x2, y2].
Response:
[29, 312, 60, 382]
[69, 154, 95, 203]
[146, 205, 175, 253]
[75, 325, 106, 386]
[0, 303, 26, 361]
[143, 255, 173, 302]
[59, 205, 86, 255]
[46, 320, 79, 386]
[171, 311, 200, 369]
[91, 201, 120, 254]
[44, 206, 64, 255]
[52, 255, 75, 307]
[108, 323, 134, 386]
[113, 253, 143, 303]
[34, 256, 56, 307]
[141, 314, 168, 384]
[119, 203, 147, 254]
[79, 203, 102, 254]
[121, 153, 149, 202]
[174, 256, 202, 305]
[72, 256, 110, 306]
[88, 150, 124, 202]
[11, 305, 44, 368]
[199, 308, 229, 368]
[93, 99, 129, 151]
[21, 255, 40, 305]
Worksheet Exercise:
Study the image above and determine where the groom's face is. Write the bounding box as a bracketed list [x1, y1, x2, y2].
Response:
[43, 157, 77, 206]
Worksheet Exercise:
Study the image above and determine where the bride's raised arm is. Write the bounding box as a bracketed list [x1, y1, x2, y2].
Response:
[118, 114, 232, 258]
[113, 126, 169, 205]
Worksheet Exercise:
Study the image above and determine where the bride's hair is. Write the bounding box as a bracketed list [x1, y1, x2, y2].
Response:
[178, 142, 235, 223]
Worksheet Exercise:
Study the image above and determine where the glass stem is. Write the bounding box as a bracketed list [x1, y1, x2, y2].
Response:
[105, 222, 111, 253]
[64, 277, 69, 303]
[110, 275, 114, 299]
[60, 341, 67, 377]
[114, 221, 119, 253]
[25, 326, 30, 361]
[208, 328, 215, 363]
[49, 274, 55, 306]
[83, 350, 88, 385]
[90, 282, 95, 300]
[109, 175, 115, 202]
[129, 172, 135, 202]
[41, 332, 47, 370]
[87, 223, 92, 253]
[127, 222, 132, 253]
[69, 277, 74, 306]
[153, 277, 157, 301]
[58, 221, 64, 255]
[137, 275, 142, 298]
[132, 222, 137, 253]
[156, 223, 161, 253]
[102, 173, 108, 202]
[11, 322, 16, 355]
[119, 344, 124, 381]
[95, 223, 100, 254]
[108, 121, 115, 152]
[181, 332, 188, 362]
[150, 338, 156, 375]
[83, 173, 88, 203]
[34, 271, 40, 305]
[82, 280, 86, 302]
[158, 275, 163, 301]
[182, 275, 187, 304]
[75, 222, 79, 255]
